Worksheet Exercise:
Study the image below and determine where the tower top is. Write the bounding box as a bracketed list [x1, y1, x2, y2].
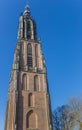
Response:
[23, 4, 30, 17]
[26, 0, 28, 5]
[18, 2, 37, 40]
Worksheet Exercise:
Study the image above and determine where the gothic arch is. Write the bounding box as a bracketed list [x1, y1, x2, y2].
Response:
[26, 110, 38, 128]
[30, 20, 34, 39]
[28, 93, 34, 107]
[27, 43, 33, 67]
[34, 75, 39, 91]
[24, 19, 27, 38]
[27, 21, 31, 39]
[22, 74, 27, 90]
[27, 19, 34, 40]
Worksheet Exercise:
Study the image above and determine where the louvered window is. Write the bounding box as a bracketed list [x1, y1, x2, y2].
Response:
[27, 43, 32, 67]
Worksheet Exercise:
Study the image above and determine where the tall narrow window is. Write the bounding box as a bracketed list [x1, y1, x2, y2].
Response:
[27, 43, 33, 67]
[22, 74, 27, 90]
[20, 44, 24, 68]
[28, 93, 34, 107]
[24, 20, 27, 39]
[35, 44, 38, 66]
[27, 21, 31, 39]
[34, 75, 39, 91]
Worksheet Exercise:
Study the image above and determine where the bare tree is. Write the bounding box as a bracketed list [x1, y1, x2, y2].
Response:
[53, 105, 70, 130]
[53, 96, 82, 130]
[67, 97, 82, 130]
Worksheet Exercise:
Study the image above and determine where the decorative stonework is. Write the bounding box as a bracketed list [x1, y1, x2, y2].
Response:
[4, 4, 53, 130]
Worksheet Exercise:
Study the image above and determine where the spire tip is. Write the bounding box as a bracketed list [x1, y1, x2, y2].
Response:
[23, 0, 30, 17]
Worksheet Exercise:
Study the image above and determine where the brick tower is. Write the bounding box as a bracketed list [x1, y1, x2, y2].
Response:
[5, 4, 53, 130]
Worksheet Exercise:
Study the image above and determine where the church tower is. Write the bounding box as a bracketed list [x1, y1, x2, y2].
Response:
[5, 4, 53, 130]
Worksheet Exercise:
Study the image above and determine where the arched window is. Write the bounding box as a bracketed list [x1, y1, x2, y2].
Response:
[24, 20, 27, 38]
[26, 110, 38, 128]
[27, 43, 33, 67]
[28, 93, 34, 107]
[22, 74, 27, 90]
[27, 21, 31, 39]
[34, 75, 39, 91]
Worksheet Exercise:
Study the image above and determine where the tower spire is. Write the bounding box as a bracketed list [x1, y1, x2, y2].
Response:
[24, 1, 30, 17]
[26, 0, 28, 6]
[25, 0, 29, 8]
[5, 2, 53, 130]
[18, 2, 37, 40]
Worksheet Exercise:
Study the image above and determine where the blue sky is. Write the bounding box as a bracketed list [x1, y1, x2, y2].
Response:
[0, 0, 82, 129]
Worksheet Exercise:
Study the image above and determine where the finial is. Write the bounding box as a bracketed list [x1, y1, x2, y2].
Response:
[26, 0, 29, 7]
[23, 0, 30, 17]
[26, 0, 28, 5]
